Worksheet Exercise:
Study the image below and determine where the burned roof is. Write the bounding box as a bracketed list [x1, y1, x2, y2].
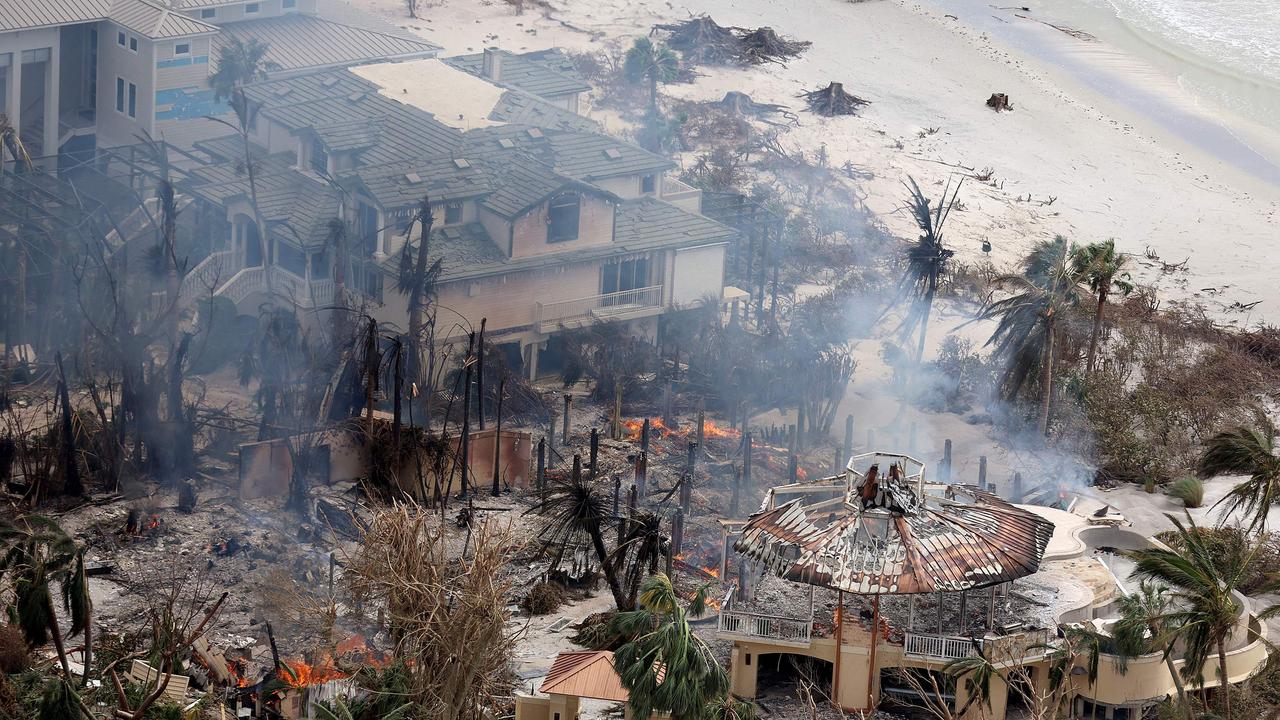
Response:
[447, 48, 591, 100]
[737, 455, 1056, 595]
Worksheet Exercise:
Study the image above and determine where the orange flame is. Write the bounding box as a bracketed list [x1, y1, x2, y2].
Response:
[623, 418, 741, 442]
[281, 657, 346, 688]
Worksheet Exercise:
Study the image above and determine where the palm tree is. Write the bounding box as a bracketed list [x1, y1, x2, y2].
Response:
[944, 642, 1006, 718]
[1071, 239, 1132, 374]
[396, 195, 443, 417]
[1129, 512, 1280, 720]
[1111, 581, 1190, 717]
[979, 235, 1087, 436]
[1035, 624, 1102, 720]
[0, 515, 92, 681]
[527, 460, 630, 610]
[608, 574, 730, 719]
[624, 38, 679, 113]
[209, 37, 270, 102]
[898, 176, 960, 367]
[1198, 425, 1280, 533]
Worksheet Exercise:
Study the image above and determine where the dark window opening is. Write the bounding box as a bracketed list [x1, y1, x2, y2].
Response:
[127, 82, 136, 118]
[115, 77, 124, 113]
[745, 653, 752, 666]
[277, 243, 306, 278]
[309, 137, 329, 175]
[201, 8, 216, 18]
[641, 174, 656, 194]
[117, 32, 125, 47]
[175, 43, 190, 55]
[601, 256, 650, 297]
[356, 202, 380, 256]
[310, 250, 330, 279]
[547, 193, 580, 242]
[444, 202, 462, 224]
[129, 36, 138, 52]
[245, 2, 260, 13]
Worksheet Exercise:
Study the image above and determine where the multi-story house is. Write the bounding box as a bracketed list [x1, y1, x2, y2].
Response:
[0, 0, 438, 161]
[137, 52, 733, 379]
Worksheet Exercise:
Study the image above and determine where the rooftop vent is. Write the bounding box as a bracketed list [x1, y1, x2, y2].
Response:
[526, 128, 544, 139]
[603, 148, 623, 160]
[498, 138, 516, 149]
[404, 172, 422, 184]
[321, 76, 340, 88]
[347, 92, 365, 103]
[453, 159, 471, 169]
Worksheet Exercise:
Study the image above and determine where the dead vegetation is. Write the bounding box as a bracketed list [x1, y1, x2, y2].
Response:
[800, 82, 871, 116]
[653, 16, 811, 67]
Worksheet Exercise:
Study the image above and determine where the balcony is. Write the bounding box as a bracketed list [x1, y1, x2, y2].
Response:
[535, 284, 664, 333]
[717, 591, 813, 648]
[661, 177, 702, 213]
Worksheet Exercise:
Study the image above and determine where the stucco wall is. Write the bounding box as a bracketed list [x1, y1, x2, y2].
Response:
[509, 192, 614, 259]
[97, 21, 155, 145]
[670, 243, 726, 307]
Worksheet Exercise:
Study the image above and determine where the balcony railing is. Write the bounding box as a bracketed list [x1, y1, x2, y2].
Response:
[535, 284, 664, 331]
[178, 250, 235, 306]
[661, 177, 702, 212]
[717, 591, 813, 646]
[904, 633, 976, 660]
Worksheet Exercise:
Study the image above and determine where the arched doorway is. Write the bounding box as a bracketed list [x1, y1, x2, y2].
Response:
[756, 653, 834, 707]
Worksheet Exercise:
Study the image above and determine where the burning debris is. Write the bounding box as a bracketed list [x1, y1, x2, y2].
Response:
[800, 82, 871, 117]
[123, 508, 164, 536]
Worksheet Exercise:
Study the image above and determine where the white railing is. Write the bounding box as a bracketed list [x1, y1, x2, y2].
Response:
[178, 250, 235, 306]
[718, 610, 813, 644]
[536, 284, 664, 329]
[215, 266, 265, 307]
[904, 633, 977, 660]
[105, 195, 192, 256]
[661, 177, 702, 212]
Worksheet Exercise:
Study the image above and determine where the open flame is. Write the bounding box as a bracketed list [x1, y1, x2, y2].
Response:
[623, 417, 741, 442]
[281, 656, 347, 688]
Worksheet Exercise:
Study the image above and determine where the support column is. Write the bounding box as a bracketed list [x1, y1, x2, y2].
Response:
[527, 340, 540, 381]
[45, 42, 59, 160]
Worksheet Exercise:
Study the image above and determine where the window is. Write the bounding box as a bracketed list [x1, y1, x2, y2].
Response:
[283, 0, 296, 7]
[127, 82, 137, 118]
[115, 78, 125, 113]
[117, 31, 126, 47]
[601, 256, 650, 296]
[356, 201, 380, 255]
[444, 202, 462, 224]
[129, 36, 138, 52]
[201, 8, 216, 18]
[174, 43, 190, 56]
[641, 174, 656, 194]
[309, 137, 328, 175]
[745, 653, 752, 666]
[277, 243, 307, 278]
[547, 193, 580, 242]
[245, 2, 260, 13]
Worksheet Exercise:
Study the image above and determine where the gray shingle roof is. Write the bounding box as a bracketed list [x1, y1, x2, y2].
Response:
[479, 160, 606, 219]
[545, 131, 673, 181]
[261, 90, 462, 165]
[343, 156, 493, 209]
[446, 49, 590, 100]
[110, 0, 218, 38]
[185, 153, 342, 248]
[487, 90, 598, 133]
[241, 70, 376, 106]
[0, 0, 112, 32]
[613, 197, 737, 248]
[213, 13, 439, 74]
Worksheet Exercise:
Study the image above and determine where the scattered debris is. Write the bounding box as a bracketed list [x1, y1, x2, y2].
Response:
[736, 27, 812, 65]
[800, 82, 871, 117]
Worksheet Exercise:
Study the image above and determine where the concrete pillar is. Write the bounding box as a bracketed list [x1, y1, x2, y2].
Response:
[527, 340, 540, 381]
[45, 41, 59, 159]
[729, 645, 759, 698]
[7, 52, 20, 151]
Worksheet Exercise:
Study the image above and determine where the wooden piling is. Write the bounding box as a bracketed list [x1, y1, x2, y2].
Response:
[589, 428, 599, 479]
[796, 403, 806, 451]
[640, 418, 650, 454]
[942, 439, 953, 483]
[787, 424, 798, 482]
[536, 438, 546, 498]
[562, 394, 571, 445]
[978, 456, 988, 490]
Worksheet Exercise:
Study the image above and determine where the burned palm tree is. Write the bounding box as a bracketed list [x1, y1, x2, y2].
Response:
[897, 176, 959, 368]
[397, 195, 443, 420]
[0, 114, 33, 174]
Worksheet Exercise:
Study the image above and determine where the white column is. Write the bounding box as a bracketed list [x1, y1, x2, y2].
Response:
[7, 53, 20, 146]
[45, 40, 59, 158]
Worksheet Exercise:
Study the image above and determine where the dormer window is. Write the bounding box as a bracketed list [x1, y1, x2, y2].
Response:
[641, 174, 656, 194]
[444, 202, 462, 224]
[547, 193, 579, 243]
[201, 8, 216, 18]
[245, 2, 260, 14]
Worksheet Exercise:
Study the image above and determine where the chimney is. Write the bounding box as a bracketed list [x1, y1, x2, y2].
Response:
[481, 47, 503, 82]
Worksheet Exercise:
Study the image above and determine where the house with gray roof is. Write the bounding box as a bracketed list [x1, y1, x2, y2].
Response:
[0, 0, 438, 162]
[152, 54, 732, 378]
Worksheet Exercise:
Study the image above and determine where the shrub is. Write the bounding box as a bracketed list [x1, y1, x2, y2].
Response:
[522, 581, 566, 616]
[1168, 476, 1204, 508]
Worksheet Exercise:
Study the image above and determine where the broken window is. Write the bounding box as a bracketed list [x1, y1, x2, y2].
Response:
[444, 202, 462, 224]
[547, 193, 579, 242]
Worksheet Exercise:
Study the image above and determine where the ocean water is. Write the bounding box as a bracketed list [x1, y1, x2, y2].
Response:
[1102, 0, 1280, 85]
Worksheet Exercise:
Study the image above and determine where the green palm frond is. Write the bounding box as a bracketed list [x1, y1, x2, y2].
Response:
[1199, 425, 1280, 533]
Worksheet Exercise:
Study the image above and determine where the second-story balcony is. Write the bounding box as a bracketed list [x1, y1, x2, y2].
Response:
[535, 284, 664, 333]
